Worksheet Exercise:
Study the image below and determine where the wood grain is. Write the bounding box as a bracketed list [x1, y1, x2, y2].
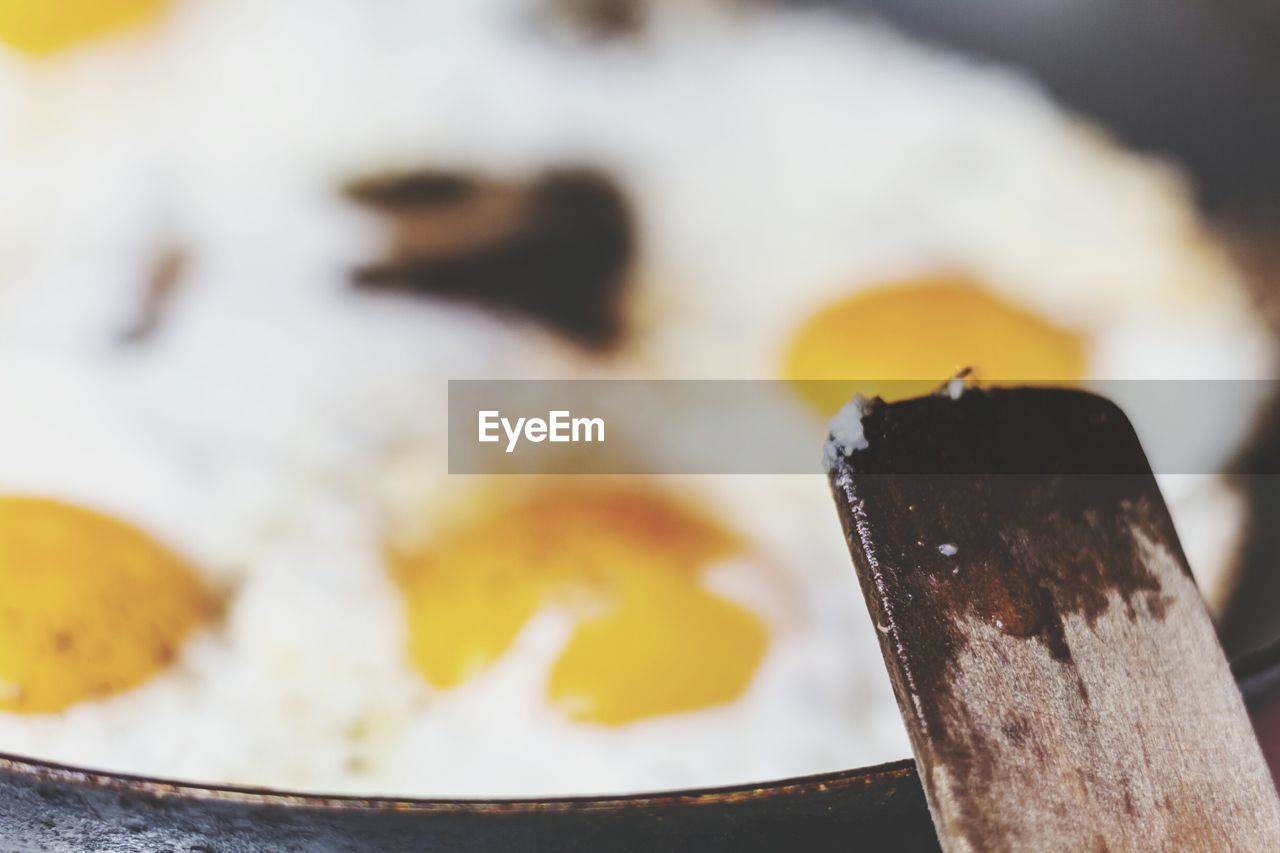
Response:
[827, 387, 1280, 852]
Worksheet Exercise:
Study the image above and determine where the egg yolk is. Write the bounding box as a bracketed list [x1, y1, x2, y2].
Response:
[0, 497, 213, 713]
[0, 0, 168, 56]
[783, 276, 1086, 414]
[392, 486, 770, 725]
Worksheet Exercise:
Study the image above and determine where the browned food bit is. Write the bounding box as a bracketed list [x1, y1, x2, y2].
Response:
[547, 0, 647, 40]
[825, 386, 1280, 852]
[119, 246, 187, 344]
[346, 171, 480, 208]
[349, 169, 633, 347]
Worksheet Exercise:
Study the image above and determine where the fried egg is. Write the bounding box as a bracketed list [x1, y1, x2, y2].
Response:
[0, 0, 168, 57]
[0, 0, 1269, 797]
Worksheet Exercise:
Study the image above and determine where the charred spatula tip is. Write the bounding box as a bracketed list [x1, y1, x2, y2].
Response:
[827, 387, 1280, 852]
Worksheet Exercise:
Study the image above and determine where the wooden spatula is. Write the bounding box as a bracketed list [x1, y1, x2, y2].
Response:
[825, 387, 1280, 851]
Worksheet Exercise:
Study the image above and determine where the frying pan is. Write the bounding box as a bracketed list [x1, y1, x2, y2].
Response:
[5, 1, 1280, 849]
[0, 646, 1273, 851]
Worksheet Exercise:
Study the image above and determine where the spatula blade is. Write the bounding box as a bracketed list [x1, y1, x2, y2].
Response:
[827, 387, 1280, 851]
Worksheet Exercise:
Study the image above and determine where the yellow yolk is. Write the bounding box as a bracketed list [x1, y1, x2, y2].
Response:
[0, 0, 168, 56]
[783, 276, 1087, 414]
[392, 486, 770, 725]
[0, 497, 213, 713]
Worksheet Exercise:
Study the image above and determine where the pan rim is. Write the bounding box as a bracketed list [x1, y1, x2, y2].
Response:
[0, 750, 920, 813]
[4, 624, 1276, 814]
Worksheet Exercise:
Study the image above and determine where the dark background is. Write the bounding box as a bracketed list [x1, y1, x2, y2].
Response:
[816, 0, 1280, 220]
